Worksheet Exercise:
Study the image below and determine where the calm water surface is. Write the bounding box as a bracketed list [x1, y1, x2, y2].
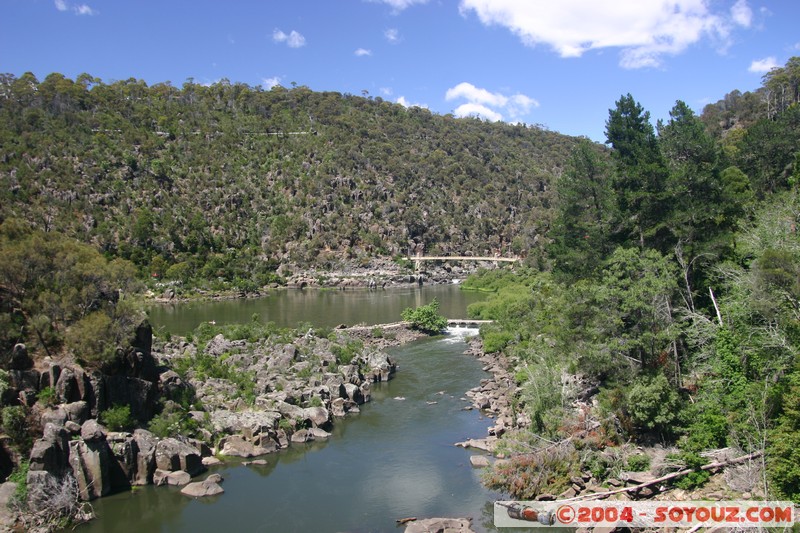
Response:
[148, 285, 485, 336]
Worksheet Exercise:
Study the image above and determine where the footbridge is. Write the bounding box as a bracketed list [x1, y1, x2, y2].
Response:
[446, 319, 493, 328]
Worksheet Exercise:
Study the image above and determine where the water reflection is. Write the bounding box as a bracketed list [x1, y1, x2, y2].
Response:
[147, 285, 486, 335]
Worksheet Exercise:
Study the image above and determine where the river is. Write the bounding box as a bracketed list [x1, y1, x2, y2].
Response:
[147, 285, 485, 336]
[78, 286, 510, 533]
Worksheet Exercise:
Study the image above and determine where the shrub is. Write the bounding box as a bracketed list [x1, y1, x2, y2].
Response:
[64, 311, 115, 365]
[36, 386, 57, 407]
[2, 405, 29, 451]
[148, 409, 198, 439]
[100, 405, 134, 431]
[331, 340, 363, 365]
[8, 461, 29, 503]
[626, 454, 651, 472]
[401, 298, 448, 334]
[670, 452, 710, 490]
[482, 329, 515, 353]
[626, 373, 681, 439]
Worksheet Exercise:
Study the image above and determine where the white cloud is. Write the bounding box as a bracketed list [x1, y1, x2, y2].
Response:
[262, 77, 282, 89]
[273, 29, 306, 48]
[459, 0, 752, 69]
[73, 4, 95, 15]
[731, 0, 752, 27]
[355, 48, 372, 57]
[367, 0, 429, 12]
[445, 82, 538, 121]
[397, 96, 427, 109]
[749, 56, 779, 73]
[380, 87, 394, 96]
[385, 28, 400, 43]
[445, 82, 508, 107]
[55, 0, 96, 15]
[453, 103, 503, 122]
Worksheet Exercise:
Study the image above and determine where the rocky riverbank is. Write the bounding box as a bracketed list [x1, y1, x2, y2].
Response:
[0, 320, 436, 531]
[148, 257, 483, 303]
[451, 335, 785, 526]
[455, 337, 530, 455]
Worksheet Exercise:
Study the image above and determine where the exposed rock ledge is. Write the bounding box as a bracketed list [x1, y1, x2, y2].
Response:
[404, 517, 475, 533]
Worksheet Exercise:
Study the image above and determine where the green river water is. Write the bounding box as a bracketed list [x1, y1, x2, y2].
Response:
[77, 286, 514, 533]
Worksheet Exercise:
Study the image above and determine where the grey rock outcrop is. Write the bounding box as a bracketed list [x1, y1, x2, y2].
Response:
[181, 477, 224, 498]
[218, 435, 277, 458]
[154, 438, 203, 476]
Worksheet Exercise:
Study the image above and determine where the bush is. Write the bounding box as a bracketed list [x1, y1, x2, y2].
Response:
[8, 461, 29, 503]
[36, 386, 57, 407]
[670, 452, 710, 490]
[100, 405, 134, 431]
[626, 374, 681, 439]
[64, 311, 115, 365]
[2, 405, 29, 451]
[148, 409, 198, 439]
[401, 298, 448, 334]
[482, 328, 515, 353]
[331, 340, 363, 365]
[626, 453, 651, 472]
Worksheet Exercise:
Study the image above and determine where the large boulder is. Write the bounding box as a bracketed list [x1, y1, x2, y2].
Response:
[131, 430, 158, 485]
[364, 351, 396, 382]
[103, 375, 158, 423]
[153, 469, 191, 486]
[28, 423, 70, 476]
[9, 343, 33, 370]
[107, 432, 138, 489]
[154, 438, 203, 476]
[63, 400, 90, 424]
[68, 439, 113, 500]
[55, 367, 91, 405]
[80, 419, 107, 442]
[301, 406, 331, 429]
[181, 477, 224, 498]
[208, 409, 280, 439]
[38, 363, 62, 391]
[205, 334, 234, 357]
[218, 435, 277, 458]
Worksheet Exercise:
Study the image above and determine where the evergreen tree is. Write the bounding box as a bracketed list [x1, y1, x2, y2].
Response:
[605, 94, 670, 250]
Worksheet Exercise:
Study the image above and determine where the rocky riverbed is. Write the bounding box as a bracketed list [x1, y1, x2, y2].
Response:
[0, 320, 436, 531]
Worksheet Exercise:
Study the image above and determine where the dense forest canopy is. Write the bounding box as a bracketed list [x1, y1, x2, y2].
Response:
[467, 56, 800, 503]
[0, 72, 582, 291]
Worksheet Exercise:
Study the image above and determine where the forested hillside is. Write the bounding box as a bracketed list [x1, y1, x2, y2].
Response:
[0, 73, 581, 290]
[466, 57, 800, 502]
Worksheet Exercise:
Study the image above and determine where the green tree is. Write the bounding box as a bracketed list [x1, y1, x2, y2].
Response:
[605, 94, 670, 249]
[401, 298, 448, 334]
[549, 139, 614, 279]
[769, 364, 800, 503]
[599, 247, 679, 371]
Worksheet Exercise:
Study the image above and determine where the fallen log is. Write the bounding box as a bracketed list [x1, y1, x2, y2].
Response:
[396, 517, 417, 525]
[564, 450, 764, 502]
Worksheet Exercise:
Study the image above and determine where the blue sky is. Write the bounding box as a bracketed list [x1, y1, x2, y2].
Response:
[1, 0, 798, 141]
